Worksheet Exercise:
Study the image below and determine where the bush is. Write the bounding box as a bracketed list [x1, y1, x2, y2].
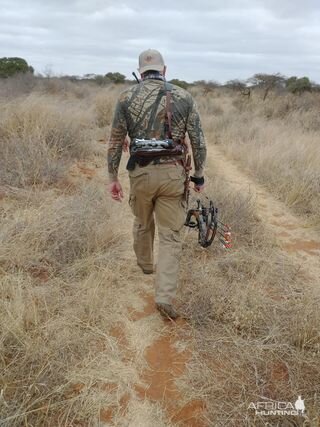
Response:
[0, 57, 34, 78]
[105, 72, 126, 84]
[286, 76, 312, 94]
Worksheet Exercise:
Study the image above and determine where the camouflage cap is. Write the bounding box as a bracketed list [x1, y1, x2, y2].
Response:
[138, 49, 165, 74]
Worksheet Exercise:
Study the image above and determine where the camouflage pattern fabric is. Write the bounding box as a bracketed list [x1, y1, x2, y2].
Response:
[107, 78, 207, 181]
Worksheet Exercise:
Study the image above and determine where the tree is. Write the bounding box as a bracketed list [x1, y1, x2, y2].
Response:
[247, 73, 286, 100]
[191, 79, 220, 95]
[192, 79, 220, 88]
[0, 57, 34, 78]
[224, 79, 247, 91]
[105, 72, 126, 84]
[286, 76, 312, 94]
[224, 80, 251, 98]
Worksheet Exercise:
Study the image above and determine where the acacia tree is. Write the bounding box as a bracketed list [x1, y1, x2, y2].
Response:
[0, 57, 34, 78]
[247, 73, 286, 100]
[225, 79, 246, 91]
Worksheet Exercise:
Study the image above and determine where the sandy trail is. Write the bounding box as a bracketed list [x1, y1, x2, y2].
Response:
[206, 144, 320, 284]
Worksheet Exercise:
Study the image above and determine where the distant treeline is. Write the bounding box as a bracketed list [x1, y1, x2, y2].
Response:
[73, 72, 319, 96]
[1, 57, 319, 97]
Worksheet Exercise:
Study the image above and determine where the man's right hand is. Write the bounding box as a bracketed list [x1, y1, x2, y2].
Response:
[109, 181, 124, 202]
[194, 183, 205, 193]
[190, 176, 205, 193]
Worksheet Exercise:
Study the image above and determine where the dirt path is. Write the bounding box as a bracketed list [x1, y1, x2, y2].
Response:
[206, 144, 320, 283]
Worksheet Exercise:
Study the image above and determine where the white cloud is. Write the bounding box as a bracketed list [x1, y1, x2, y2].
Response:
[0, 0, 319, 81]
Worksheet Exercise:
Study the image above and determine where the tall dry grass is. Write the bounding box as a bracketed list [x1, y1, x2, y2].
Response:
[0, 79, 143, 426]
[0, 191, 171, 425]
[178, 88, 320, 425]
[0, 183, 139, 425]
[179, 176, 320, 426]
[0, 96, 89, 187]
[0, 79, 122, 189]
[196, 89, 320, 224]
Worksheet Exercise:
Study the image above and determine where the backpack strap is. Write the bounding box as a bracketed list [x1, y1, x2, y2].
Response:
[145, 89, 166, 136]
[164, 82, 173, 139]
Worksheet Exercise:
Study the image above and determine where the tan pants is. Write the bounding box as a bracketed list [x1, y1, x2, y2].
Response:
[128, 162, 186, 305]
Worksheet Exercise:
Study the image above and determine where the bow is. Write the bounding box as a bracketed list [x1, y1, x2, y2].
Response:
[185, 198, 232, 249]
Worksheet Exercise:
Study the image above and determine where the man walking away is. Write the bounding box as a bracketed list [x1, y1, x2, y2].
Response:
[108, 49, 206, 320]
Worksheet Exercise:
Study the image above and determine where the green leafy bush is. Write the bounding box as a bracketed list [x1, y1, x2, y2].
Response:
[0, 57, 34, 78]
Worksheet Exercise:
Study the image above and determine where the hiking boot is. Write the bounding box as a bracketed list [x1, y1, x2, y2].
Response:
[137, 263, 154, 275]
[156, 303, 179, 320]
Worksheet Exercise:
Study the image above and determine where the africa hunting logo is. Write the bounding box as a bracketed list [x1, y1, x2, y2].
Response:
[248, 396, 305, 416]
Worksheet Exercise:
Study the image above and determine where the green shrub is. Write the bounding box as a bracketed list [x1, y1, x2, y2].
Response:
[0, 57, 34, 78]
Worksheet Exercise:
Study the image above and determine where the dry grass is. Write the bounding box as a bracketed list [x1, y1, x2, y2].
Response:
[0, 80, 125, 189]
[196, 90, 320, 224]
[0, 184, 134, 425]
[0, 95, 93, 186]
[179, 89, 320, 424]
[1, 77, 320, 426]
[0, 78, 173, 426]
[0, 80, 141, 426]
[179, 177, 320, 425]
[94, 87, 122, 129]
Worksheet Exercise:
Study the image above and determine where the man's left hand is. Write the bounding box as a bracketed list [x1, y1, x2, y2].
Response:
[122, 137, 130, 152]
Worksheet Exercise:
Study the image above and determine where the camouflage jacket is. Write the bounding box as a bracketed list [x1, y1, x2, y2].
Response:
[107, 77, 207, 181]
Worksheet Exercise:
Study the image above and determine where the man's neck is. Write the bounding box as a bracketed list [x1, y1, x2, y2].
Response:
[142, 72, 164, 81]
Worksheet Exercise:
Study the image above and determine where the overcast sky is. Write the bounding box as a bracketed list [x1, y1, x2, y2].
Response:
[1, 0, 319, 82]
